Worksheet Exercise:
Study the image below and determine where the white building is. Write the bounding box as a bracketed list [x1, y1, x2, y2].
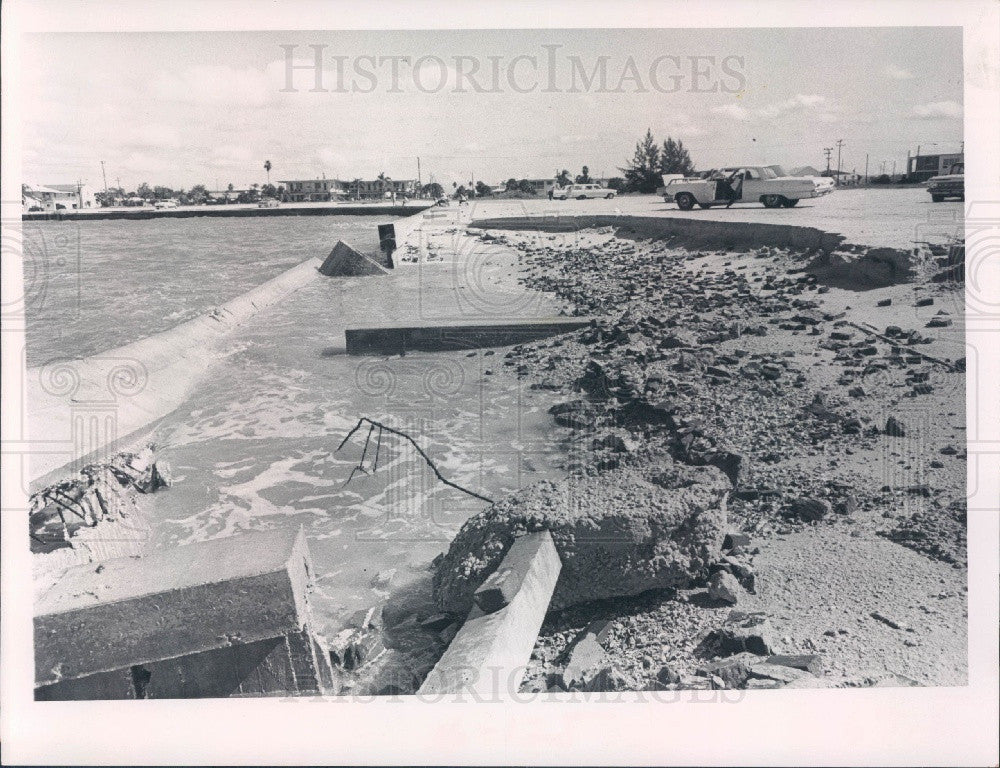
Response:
[23, 183, 96, 212]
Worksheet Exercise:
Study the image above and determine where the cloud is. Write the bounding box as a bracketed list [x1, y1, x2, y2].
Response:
[150, 65, 273, 107]
[884, 64, 914, 80]
[912, 100, 963, 119]
[757, 94, 830, 119]
[711, 103, 750, 121]
[711, 94, 836, 122]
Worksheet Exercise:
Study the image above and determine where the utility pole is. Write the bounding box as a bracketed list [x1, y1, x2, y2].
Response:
[100, 160, 108, 194]
[891, 159, 896, 179]
[864, 153, 869, 183]
[835, 139, 844, 185]
[823, 147, 833, 173]
[417, 157, 421, 187]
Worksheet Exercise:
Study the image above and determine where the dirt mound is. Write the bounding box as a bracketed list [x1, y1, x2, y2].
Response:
[804, 247, 914, 290]
[433, 461, 730, 613]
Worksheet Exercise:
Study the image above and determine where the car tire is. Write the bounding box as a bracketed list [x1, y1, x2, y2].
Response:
[762, 194, 783, 208]
[676, 193, 696, 211]
[931, 195, 944, 203]
[605, 193, 615, 199]
[781, 198, 799, 207]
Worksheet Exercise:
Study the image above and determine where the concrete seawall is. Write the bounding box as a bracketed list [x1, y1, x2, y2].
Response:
[24, 203, 431, 223]
[25, 255, 324, 489]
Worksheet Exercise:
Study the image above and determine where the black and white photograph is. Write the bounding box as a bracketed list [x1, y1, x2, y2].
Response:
[2, 1, 998, 765]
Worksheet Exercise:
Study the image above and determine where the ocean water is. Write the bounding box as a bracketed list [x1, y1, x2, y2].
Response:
[23, 214, 568, 638]
[20, 216, 390, 366]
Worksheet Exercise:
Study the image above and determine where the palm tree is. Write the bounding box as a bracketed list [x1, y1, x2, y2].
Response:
[264, 160, 272, 185]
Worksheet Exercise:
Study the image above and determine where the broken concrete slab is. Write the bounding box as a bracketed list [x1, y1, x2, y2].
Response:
[35, 628, 335, 700]
[345, 316, 596, 355]
[318, 240, 389, 277]
[34, 527, 316, 688]
[419, 531, 561, 697]
[434, 462, 729, 613]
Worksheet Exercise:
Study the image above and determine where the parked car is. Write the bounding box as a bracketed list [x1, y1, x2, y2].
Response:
[258, 198, 280, 208]
[553, 183, 615, 200]
[656, 173, 685, 196]
[664, 166, 834, 210]
[154, 199, 178, 209]
[926, 163, 964, 202]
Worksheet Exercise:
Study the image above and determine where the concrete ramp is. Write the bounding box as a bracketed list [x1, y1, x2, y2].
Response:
[345, 316, 594, 354]
[319, 240, 389, 276]
[34, 527, 336, 699]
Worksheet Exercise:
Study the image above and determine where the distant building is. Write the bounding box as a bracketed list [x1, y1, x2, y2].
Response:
[344, 178, 418, 199]
[907, 152, 963, 182]
[23, 183, 95, 212]
[280, 177, 418, 202]
[278, 178, 347, 202]
[525, 178, 557, 194]
[820, 169, 862, 185]
[206, 190, 245, 204]
[789, 166, 823, 177]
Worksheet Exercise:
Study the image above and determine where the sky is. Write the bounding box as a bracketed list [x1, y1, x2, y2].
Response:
[20, 27, 963, 191]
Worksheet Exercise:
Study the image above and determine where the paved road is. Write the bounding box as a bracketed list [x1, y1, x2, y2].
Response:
[455, 187, 963, 251]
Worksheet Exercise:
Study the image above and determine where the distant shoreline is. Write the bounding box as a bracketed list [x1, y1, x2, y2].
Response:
[22, 202, 433, 222]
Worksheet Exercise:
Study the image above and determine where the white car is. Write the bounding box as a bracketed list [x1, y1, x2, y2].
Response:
[153, 199, 178, 209]
[553, 183, 616, 200]
[664, 166, 834, 209]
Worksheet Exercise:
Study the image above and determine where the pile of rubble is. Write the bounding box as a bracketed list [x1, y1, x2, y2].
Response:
[29, 446, 168, 553]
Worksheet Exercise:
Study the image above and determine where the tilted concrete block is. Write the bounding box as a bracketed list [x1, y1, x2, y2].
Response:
[419, 531, 561, 697]
[34, 527, 319, 689]
[318, 240, 389, 277]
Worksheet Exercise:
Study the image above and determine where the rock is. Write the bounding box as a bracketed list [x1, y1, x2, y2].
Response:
[660, 330, 696, 349]
[701, 652, 756, 688]
[576, 360, 611, 396]
[871, 611, 908, 630]
[656, 665, 680, 686]
[884, 416, 906, 437]
[723, 531, 751, 553]
[711, 611, 776, 656]
[765, 654, 823, 674]
[718, 555, 756, 593]
[914, 296, 934, 307]
[433, 461, 730, 612]
[872, 673, 920, 687]
[786, 497, 831, 522]
[708, 571, 744, 605]
[329, 627, 385, 670]
[560, 633, 607, 690]
[748, 662, 811, 684]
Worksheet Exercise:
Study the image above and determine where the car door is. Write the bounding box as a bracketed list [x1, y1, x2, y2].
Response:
[738, 168, 765, 201]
